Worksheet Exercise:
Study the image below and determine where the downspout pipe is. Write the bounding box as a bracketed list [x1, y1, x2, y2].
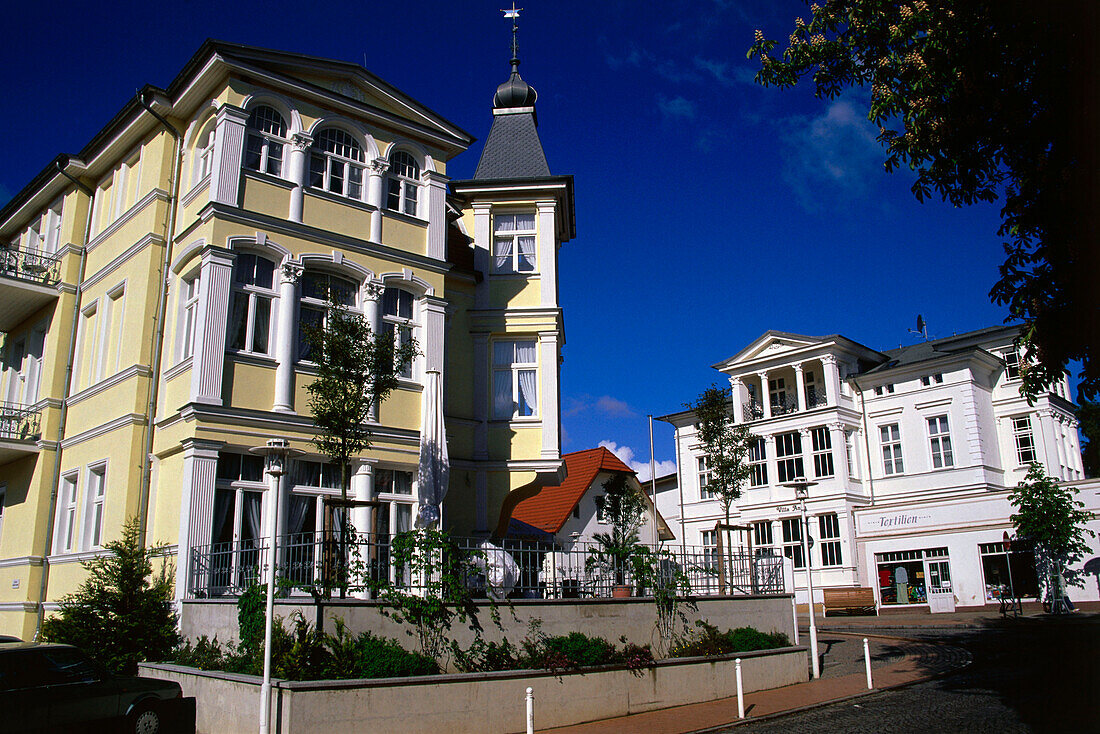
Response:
[35, 158, 93, 640]
[848, 375, 875, 506]
[136, 90, 182, 548]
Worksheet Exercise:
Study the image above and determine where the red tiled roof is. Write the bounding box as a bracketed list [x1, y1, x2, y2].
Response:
[510, 447, 634, 534]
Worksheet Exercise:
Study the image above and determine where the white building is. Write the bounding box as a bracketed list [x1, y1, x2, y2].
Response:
[660, 326, 1100, 612]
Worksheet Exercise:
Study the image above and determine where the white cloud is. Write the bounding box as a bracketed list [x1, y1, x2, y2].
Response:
[599, 440, 677, 483]
[596, 395, 636, 418]
[692, 56, 757, 87]
[657, 94, 697, 120]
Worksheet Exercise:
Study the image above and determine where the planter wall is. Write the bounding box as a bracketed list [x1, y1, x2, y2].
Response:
[140, 645, 808, 734]
[180, 594, 796, 655]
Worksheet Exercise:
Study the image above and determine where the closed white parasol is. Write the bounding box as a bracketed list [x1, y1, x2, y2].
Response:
[415, 370, 449, 527]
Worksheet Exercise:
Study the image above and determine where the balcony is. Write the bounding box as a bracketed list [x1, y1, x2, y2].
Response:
[0, 247, 62, 331]
[742, 388, 830, 423]
[0, 401, 41, 463]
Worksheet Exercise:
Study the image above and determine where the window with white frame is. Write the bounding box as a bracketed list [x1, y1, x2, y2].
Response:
[748, 437, 768, 487]
[1003, 350, 1021, 380]
[775, 431, 804, 483]
[697, 455, 714, 499]
[228, 252, 276, 355]
[76, 302, 100, 390]
[921, 373, 944, 386]
[297, 271, 358, 361]
[4, 327, 45, 407]
[594, 495, 610, 524]
[92, 151, 142, 235]
[311, 128, 365, 200]
[386, 151, 420, 215]
[192, 118, 216, 186]
[374, 468, 415, 538]
[245, 106, 287, 177]
[874, 383, 895, 396]
[818, 513, 842, 566]
[781, 517, 805, 569]
[492, 212, 537, 273]
[880, 423, 904, 475]
[752, 520, 774, 556]
[492, 340, 538, 418]
[84, 464, 107, 549]
[769, 377, 787, 411]
[811, 426, 834, 478]
[290, 459, 341, 489]
[17, 198, 64, 256]
[382, 287, 417, 379]
[212, 453, 266, 590]
[845, 430, 858, 478]
[927, 415, 954, 468]
[0, 484, 6, 543]
[1012, 416, 1037, 464]
[55, 473, 79, 554]
[701, 529, 719, 571]
[178, 272, 200, 361]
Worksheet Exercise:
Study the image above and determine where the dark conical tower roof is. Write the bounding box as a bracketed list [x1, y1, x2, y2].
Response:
[473, 56, 551, 180]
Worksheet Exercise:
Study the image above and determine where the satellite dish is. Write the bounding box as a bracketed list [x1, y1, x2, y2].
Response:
[907, 315, 929, 340]
[916, 314, 925, 334]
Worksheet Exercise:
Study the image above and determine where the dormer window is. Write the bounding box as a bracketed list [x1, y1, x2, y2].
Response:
[493, 212, 537, 273]
[386, 151, 419, 216]
[311, 129, 365, 200]
[245, 106, 287, 177]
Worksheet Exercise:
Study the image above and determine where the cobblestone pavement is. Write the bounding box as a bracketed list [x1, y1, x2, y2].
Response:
[718, 619, 1099, 734]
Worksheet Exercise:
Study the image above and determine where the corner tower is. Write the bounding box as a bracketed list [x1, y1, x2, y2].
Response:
[450, 14, 575, 538]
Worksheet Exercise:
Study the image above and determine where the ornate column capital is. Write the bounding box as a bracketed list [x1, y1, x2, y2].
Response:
[798, 427, 812, 438]
[291, 133, 313, 152]
[821, 354, 837, 366]
[763, 434, 776, 445]
[793, 363, 804, 374]
[281, 261, 304, 285]
[369, 157, 390, 175]
[729, 376, 743, 387]
[363, 280, 385, 302]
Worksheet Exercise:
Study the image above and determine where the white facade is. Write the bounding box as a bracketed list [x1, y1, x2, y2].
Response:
[661, 326, 1100, 611]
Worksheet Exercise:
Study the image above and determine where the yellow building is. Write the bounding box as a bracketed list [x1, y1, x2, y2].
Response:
[0, 41, 573, 639]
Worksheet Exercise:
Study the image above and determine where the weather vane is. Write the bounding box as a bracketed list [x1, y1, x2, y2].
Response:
[501, 3, 523, 64]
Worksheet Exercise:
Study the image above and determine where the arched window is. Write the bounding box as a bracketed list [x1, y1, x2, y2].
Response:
[192, 118, 217, 186]
[310, 129, 365, 200]
[386, 151, 420, 216]
[381, 286, 417, 379]
[297, 271, 358, 361]
[245, 106, 288, 177]
[228, 252, 276, 355]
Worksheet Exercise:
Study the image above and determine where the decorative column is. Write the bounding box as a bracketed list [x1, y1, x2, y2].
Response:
[539, 331, 561, 459]
[287, 133, 312, 223]
[794, 364, 807, 412]
[537, 201, 557, 307]
[471, 203, 492, 308]
[758, 372, 772, 419]
[174, 438, 223, 600]
[363, 281, 384, 421]
[829, 423, 849, 487]
[729, 377, 744, 424]
[422, 171, 449, 261]
[821, 355, 840, 407]
[799, 428, 814, 480]
[763, 436, 778, 501]
[273, 260, 303, 413]
[209, 104, 249, 206]
[367, 158, 389, 243]
[190, 246, 236, 405]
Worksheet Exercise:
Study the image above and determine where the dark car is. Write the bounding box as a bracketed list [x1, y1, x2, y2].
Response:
[0, 641, 193, 733]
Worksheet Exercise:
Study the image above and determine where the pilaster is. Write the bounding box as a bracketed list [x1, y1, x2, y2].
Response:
[472, 203, 492, 308]
[539, 331, 561, 459]
[175, 438, 223, 599]
[189, 246, 236, 405]
[537, 201, 557, 307]
[209, 104, 249, 207]
[423, 171, 449, 261]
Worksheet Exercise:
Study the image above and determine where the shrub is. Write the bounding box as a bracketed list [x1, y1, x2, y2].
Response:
[669, 621, 790, 658]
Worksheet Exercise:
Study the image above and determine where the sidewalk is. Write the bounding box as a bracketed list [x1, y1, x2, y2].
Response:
[539, 630, 970, 734]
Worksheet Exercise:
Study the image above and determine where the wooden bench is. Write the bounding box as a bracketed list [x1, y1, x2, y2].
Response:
[822, 587, 878, 616]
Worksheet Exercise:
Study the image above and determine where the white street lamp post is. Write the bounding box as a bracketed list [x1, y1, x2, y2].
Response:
[252, 438, 303, 734]
[783, 478, 820, 679]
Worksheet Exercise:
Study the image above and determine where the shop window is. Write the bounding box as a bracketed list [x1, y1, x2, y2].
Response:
[775, 432, 804, 483]
[748, 438, 767, 487]
[979, 542, 1040, 601]
[818, 513, 842, 566]
[874, 547, 948, 605]
[781, 518, 805, 569]
[697, 455, 714, 499]
[811, 426, 834, 478]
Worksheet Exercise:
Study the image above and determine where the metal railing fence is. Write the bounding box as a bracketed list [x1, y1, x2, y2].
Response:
[0, 246, 61, 285]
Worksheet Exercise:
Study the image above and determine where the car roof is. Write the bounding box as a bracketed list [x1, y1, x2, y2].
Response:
[0, 641, 78, 652]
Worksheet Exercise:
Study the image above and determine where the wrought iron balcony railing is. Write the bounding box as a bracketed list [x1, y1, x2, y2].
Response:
[0, 247, 61, 286]
[0, 402, 41, 442]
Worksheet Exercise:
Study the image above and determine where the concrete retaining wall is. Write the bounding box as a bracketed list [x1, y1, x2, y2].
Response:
[180, 594, 796, 654]
[140, 645, 807, 734]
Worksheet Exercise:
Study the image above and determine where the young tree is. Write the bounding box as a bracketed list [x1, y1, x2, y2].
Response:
[1009, 464, 1095, 611]
[688, 385, 754, 592]
[748, 1, 1099, 402]
[41, 517, 180, 675]
[303, 294, 417, 593]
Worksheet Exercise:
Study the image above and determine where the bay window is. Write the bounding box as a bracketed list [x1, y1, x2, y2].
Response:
[493, 340, 537, 418]
[492, 211, 536, 273]
[1013, 416, 1037, 464]
[811, 426, 834, 478]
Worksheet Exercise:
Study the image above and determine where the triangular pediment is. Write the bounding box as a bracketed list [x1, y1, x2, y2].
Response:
[713, 331, 825, 370]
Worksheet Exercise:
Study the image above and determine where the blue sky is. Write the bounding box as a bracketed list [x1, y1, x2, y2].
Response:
[3, 1, 1024, 478]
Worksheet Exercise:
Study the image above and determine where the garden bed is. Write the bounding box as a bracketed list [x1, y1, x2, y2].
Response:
[140, 643, 808, 734]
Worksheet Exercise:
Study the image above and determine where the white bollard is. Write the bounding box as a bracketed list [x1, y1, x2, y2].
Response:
[735, 658, 745, 719]
[863, 638, 873, 690]
[791, 595, 800, 645]
[526, 686, 534, 734]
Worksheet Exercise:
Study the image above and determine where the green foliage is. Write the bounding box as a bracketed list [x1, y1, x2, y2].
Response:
[586, 473, 650, 587]
[669, 621, 790, 659]
[452, 624, 654, 675]
[40, 517, 180, 675]
[369, 529, 487, 661]
[236, 583, 265, 659]
[648, 557, 697, 657]
[1009, 463, 1095, 601]
[747, 1, 1100, 401]
[688, 385, 754, 517]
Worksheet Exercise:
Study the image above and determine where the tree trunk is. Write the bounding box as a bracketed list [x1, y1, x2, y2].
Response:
[725, 504, 734, 595]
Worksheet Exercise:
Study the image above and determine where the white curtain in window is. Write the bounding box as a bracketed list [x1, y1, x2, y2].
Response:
[494, 238, 513, 271]
[494, 371, 513, 417]
[518, 369, 537, 415]
[514, 213, 535, 230]
[518, 236, 536, 270]
[286, 493, 313, 536]
[515, 341, 536, 364]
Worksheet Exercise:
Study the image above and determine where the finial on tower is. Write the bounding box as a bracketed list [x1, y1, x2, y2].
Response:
[502, 3, 523, 68]
[493, 3, 537, 109]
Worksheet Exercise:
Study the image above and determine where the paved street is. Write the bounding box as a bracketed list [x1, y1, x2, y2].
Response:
[726, 618, 1100, 734]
